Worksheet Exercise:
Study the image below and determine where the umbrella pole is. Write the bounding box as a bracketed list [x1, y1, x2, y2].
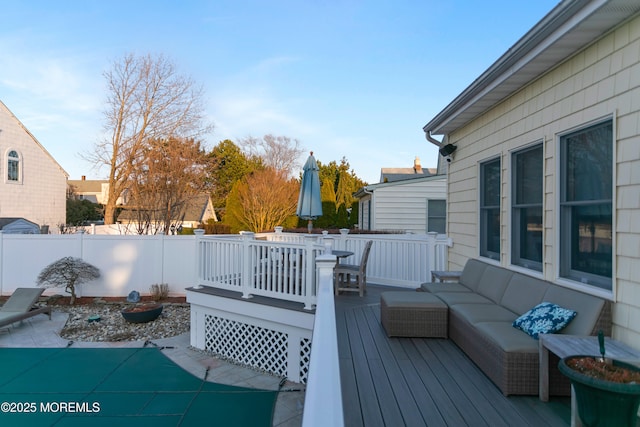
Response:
[307, 219, 313, 234]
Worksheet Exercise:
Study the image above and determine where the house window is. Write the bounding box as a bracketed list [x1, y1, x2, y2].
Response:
[427, 199, 446, 234]
[512, 144, 543, 271]
[560, 120, 612, 289]
[480, 158, 501, 260]
[7, 150, 20, 182]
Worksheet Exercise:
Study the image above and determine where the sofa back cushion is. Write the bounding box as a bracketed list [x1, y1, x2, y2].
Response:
[543, 285, 606, 335]
[500, 274, 549, 314]
[475, 265, 514, 303]
[459, 259, 489, 292]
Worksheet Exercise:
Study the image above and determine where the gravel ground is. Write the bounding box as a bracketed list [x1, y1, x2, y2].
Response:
[56, 302, 190, 342]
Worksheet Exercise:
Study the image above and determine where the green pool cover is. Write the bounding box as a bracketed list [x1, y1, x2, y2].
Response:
[0, 348, 277, 426]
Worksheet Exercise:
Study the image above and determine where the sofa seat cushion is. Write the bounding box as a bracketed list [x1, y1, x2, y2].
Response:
[435, 291, 493, 306]
[450, 303, 518, 325]
[473, 322, 539, 353]
[420, 282, 472, 293]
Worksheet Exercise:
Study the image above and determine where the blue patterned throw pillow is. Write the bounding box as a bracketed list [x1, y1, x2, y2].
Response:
[512, 302, 577, 339]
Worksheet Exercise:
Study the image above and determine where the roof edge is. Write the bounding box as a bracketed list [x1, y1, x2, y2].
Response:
[422, 0, 611, 135]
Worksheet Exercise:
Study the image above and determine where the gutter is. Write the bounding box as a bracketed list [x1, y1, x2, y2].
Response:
[422, 0, 623, 135]
[353, 186, 374, 199]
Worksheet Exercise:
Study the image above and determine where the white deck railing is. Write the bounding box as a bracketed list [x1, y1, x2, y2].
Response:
[197, 232, 325, 309]
[196, 231, 450, 309]
[302, 255, 344, 427]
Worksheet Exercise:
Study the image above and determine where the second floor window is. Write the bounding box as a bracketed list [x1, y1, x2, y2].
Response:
[7, 150, 20, 182]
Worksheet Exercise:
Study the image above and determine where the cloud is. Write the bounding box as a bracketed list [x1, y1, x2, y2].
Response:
[207, 55, 317, 145]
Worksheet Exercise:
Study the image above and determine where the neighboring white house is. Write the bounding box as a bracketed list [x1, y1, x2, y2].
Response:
[0, 101, 67, 232]
[355, 157, 446, 234]
[68, 176, 128, 205]
[116, 193, 217, 234]
[379, 156, 437, 183]
[422, 0, 640, 347]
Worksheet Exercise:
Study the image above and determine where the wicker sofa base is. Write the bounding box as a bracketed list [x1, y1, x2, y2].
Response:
[447, 309, 571, 396]
[380, 292, 448, 338]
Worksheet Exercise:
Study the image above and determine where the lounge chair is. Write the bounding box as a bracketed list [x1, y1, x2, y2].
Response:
[334, 240, 373, 297]
[0, 288, 51, 328]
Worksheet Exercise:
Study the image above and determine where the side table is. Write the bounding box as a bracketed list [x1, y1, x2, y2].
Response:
[430, 270, 462, 282]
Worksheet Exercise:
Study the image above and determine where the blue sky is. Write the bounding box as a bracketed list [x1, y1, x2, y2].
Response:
[1, 1, 559, 184]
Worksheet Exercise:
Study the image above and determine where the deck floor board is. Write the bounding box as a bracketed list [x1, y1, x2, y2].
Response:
[336, 285, 570, 427]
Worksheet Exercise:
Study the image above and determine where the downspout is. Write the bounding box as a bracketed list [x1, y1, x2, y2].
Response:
[424, 130, 443, 147]
[425, 131, 447, 175]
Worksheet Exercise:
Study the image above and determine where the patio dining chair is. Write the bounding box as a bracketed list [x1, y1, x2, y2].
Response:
[334, 240, 373, 297]
[0, 287, 52, 328]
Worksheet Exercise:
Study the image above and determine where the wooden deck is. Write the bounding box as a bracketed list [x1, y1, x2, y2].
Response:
[335, 285, 572, 427]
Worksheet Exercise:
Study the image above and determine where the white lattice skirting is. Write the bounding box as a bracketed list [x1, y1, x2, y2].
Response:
[187, 289, 315, 383]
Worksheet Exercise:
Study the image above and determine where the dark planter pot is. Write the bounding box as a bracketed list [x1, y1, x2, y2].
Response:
[121, 303, 163, 323]
[558, 355, 640, 427]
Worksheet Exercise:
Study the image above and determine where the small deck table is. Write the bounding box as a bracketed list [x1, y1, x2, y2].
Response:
[332, 250, 354, 264]
[539, 334, 640, 427]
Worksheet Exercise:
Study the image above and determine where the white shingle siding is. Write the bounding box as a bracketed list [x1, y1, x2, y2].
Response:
[444, 15, 640, 345]
[359, 177, 446, 234]
[0, 102, 67, 231]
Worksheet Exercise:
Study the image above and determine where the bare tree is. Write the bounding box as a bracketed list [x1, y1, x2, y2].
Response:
[239, 134, 304, 177]
[225, 168, 299, 232]
[37, 257, 100, 305]
[86, 53, 213, 224]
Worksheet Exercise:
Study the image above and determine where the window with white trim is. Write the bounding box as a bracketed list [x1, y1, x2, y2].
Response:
[560, 120, 612, 290]
[7, 150, 20, 182]
[427, 199, 446, 234]
[512, 144, 543, 271]
[480, 158, 500, 260]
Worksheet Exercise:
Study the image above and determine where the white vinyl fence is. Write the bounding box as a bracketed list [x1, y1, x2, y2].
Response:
[0, 232, 197, 297]
[0, 230, 450, 300]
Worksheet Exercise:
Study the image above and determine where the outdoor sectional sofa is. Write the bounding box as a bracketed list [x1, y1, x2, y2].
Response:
[417, 259, 612, 396]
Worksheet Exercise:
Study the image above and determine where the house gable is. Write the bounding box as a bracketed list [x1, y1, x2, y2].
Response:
[0, 100, 68, 230]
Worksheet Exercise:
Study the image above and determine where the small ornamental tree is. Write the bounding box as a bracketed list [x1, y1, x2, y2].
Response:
[37, 257, 101, 304]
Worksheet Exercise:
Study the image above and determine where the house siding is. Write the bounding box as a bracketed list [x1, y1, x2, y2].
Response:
[444, 15, 640, 345]
[358, 177, 446, 234]
[0, 102, 67, 231]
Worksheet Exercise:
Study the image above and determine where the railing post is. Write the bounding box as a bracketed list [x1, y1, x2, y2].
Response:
[241, 231, 255, 299]
[194, 229, 205, 287]
[435, 234, 453, 271]
[427, 231, 438, 279]
[303, 235, 317, 310]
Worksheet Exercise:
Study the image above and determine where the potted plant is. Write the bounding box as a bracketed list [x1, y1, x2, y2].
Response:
[558, 332, 640, 427]
[121, 302, 163, 323]
[120, 289, 163, 323]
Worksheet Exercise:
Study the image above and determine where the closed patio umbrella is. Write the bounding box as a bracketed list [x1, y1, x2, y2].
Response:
[297, 151, 323, 233]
